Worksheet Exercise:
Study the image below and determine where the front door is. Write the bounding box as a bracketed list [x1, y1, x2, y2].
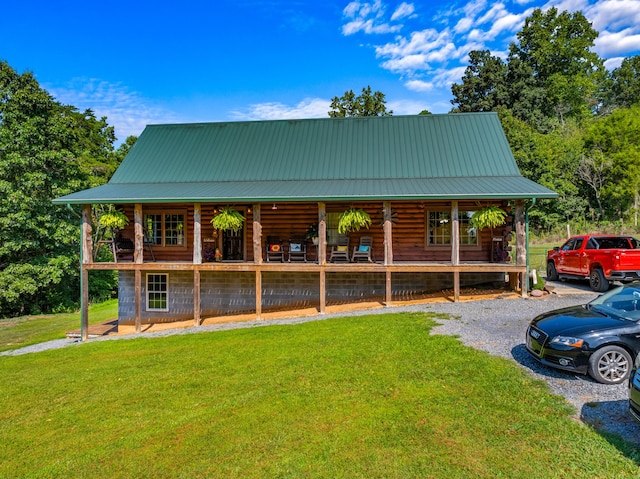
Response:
[222, 227, 244, 260]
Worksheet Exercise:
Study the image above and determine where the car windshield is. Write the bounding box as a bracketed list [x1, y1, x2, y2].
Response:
[588, 285, 640, 321]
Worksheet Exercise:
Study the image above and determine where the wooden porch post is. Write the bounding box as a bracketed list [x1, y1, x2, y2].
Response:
[383, 201, 393, 265]
[193, 203, 202, 264]
[135, 268, 142, 333]
[253, 204, 262, 264]
[319, 269, 326, 314]
[194, 269, 201, 326]
[81, 205, 92, 341]
[515, 200, 527, 297]
[318, 203, 326, 265]
[82, 205, 93, 265]
[256, 271, 262, 320]
[451, 201, 459, 265]
[451, 200, 460, 302]
[134, 204, 143, 264]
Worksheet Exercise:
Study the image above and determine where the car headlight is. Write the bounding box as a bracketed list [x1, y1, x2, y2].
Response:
[550, 336, 584, 348]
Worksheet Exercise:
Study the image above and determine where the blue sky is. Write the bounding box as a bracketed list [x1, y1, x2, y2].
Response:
[3, 0, 639, 142]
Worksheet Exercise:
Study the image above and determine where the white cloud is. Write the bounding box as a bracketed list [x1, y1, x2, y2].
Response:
[229, 98, 330, 121]
[404, 79, 434, 91]
[596, 29, 640, 57]
[391, 2, 415, 21]
[342, 0, 409, 35]
[47, 78, 178, 142]
[387, 98, 432, 114]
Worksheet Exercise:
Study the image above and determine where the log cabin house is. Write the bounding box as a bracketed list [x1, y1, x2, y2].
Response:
[54, 113, 557, 339]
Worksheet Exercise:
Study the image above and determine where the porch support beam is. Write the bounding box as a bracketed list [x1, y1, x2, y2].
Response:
[256, 271, 262, 319]
[194, 269, 201, 326]
[319, 268, 326, 314]
[135, 268, 142, 333]
[318, 203, 326, 265]
[193, 203, 202, 264]
[253, 204, 262, 264]
[81, 205, 92, 341]
[451, 200, 459, 266]
[82, 205, 93, 265]
[515, 200, 527, 298]
[134, 204, 143, 264]
[385, 269, 392, 306]
[383, 201, 393, 265]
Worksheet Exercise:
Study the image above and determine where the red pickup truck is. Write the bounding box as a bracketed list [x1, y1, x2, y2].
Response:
[546, 235, 640, 292]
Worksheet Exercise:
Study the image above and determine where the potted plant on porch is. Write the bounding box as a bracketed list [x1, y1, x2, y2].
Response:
[338, 208, 372, 234]
[306, 223, 320, 245]
[469, 205, 507, 262]
[211, 207, 245, 232]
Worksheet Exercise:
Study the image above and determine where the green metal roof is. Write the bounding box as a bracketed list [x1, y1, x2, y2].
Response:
[54, 113, 557, 204]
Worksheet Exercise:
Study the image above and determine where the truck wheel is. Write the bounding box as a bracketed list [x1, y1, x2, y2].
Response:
[546, 261, 559, 281]
[588, 345, 632, 384]
[589, 268, 610, 292]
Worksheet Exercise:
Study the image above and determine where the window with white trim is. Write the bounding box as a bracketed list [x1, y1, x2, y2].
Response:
[147, 273, 168, 311]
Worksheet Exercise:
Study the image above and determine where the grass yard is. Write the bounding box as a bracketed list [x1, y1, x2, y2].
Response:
[529, 242, 555, 276]
[1, 312, 638, 478]
[0, 300, 118, 353]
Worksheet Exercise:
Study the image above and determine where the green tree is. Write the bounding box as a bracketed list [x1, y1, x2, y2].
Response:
[584, 105, 640, 223]
[610, 55, 640, 108]
[450, 50, 509, 113]
[329, 86, 392, 117]
[0, 61, 119, 316]
[452, 8, 606, 127]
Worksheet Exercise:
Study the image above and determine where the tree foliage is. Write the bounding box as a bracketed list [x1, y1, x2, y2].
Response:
[0, 61, 122, 317]
[329, 86, 392, 117]
[451, 8, 640, 233]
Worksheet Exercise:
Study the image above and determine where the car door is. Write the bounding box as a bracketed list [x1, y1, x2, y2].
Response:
[557, 238, 576, 272]
[564, 237, 585, 274]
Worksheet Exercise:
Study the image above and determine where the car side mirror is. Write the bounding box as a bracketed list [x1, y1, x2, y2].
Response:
[553, 246, 560, 252]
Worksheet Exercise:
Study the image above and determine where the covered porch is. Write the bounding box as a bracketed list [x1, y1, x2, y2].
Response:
[78, 199, 529, 337]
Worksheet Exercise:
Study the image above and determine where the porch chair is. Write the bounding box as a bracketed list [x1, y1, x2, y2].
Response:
[351, 236, 374, 263]
[287, 239, 307, 262]
[143, 228, 156, 262]
[266, 236, 285, 262]
[111, 234, 135, 262]
[329, 235, 350, 263]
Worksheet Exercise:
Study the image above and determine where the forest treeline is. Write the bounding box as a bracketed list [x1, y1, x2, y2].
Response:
[1, 6, 639, 317]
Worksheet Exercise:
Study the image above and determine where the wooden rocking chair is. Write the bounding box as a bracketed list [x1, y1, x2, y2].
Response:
[329, 235, 350, 263]
[351, 236, 373, 262]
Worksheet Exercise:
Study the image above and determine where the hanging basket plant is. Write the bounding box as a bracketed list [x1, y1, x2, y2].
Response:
[338, 208, 372, 234]
[99, 210, 129, 231]
[211, 207, 245, 232]
[469, 205, 507, 232]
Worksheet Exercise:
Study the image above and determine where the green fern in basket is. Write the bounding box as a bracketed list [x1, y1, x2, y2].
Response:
[211, 207, 245, 232]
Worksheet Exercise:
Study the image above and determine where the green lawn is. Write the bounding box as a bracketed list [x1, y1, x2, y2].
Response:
[1, 312, 638, 478]
[0, 299, 118, 352]
[529, 242, 556, 276]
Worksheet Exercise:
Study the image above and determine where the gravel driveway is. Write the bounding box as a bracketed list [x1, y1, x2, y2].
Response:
[4, 284, 640, 447]
[427, 290, 640, 448]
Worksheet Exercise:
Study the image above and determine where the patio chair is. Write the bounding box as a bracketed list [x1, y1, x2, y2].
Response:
[111, 234, 135, 262]
[329, 235, 350, 263]
[288, 239, 307, 262]
[266, 236, 285, 262]
[351, 236, 373, 262]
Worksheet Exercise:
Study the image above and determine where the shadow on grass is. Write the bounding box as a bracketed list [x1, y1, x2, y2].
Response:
[581, 400, 640, 465]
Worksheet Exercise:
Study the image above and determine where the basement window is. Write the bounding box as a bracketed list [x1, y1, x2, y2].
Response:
[147, 273, 168, 311]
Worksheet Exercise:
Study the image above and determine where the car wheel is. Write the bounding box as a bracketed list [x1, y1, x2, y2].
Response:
[546, 261, 559, 281]
[588, 346, 632, 384]
[589, 268, 610, 292]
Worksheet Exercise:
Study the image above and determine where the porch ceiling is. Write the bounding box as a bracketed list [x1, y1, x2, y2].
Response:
[53, 176, 557, 204]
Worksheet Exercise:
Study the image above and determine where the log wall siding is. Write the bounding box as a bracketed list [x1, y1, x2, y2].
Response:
[118, 270, 504, 324]
[116, 200, 513, 264]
